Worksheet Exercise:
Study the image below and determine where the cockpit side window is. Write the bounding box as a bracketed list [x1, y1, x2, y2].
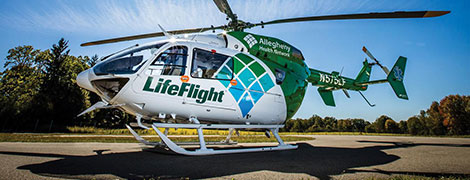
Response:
[93, 43, 166, 75]
[191, 48, 233, 80]
[151, 46, 188, 76]
[292, 47, 304, 60]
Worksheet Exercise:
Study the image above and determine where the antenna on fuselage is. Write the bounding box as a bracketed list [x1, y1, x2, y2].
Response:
[190, 27, 208, 41]
[338, 67, 351, 98]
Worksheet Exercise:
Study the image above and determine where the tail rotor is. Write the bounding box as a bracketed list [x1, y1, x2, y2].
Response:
[362, 46, 390, 75]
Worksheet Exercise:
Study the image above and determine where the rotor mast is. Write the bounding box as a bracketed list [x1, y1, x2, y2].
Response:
[213, 0, 251, 31]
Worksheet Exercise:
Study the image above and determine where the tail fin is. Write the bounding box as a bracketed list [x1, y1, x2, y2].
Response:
[355, 59, 372, 84]
[387, 56, 408, 100]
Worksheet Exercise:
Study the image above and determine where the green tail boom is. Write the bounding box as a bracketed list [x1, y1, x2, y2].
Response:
[307, 56, 408, 107]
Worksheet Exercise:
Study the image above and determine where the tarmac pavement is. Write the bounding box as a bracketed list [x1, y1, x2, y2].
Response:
[0, 135, 469, 179]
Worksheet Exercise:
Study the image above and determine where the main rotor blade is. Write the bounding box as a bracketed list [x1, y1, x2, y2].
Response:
[81, 26, 225, 46]
[213, 0, 237, 21]
[254, 11, 450, 27]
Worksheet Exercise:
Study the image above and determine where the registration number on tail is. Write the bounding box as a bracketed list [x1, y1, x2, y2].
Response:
[319, 73, 346, 86]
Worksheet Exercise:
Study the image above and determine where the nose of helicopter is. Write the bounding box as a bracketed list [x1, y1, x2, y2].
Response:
[76, 69, 95, 92]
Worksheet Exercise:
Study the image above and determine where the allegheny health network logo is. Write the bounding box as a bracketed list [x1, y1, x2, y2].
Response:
[216, 53, 275, 118]
[243, 34, 258, 48]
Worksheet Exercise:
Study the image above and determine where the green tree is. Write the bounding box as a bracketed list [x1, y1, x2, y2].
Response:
[311, 115, 326, 132]
[337, 119, 353, 132]
[0, 45, 44, 131]
[440, 95, 470, 135]
[365, 124, 375, 133]
[0, 40, 135, 132]
[385, 119, 399, 133]
[374, 115, 391, 133]
[323, 117, 337, 132]
[407, 116, 424, 135]
[305, 115, 323, 132]
[426, 101, 445, 135]
[351, 118, 369, 132]
[282, 119, 293, 132]
[4, 46, 40, 68]
[290, 119, 304, 132]
[398, 121, 407, 134]
[88, 54, 99, 67]
[35, 38, 91, 131]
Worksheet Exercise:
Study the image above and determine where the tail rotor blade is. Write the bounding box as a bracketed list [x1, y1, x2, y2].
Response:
[362, 46, 378, 62]
[362, 46, 390, 75]
[382, 66, 390, 75]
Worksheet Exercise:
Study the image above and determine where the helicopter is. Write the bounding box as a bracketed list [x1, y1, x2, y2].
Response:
[76, 0, 450, 155]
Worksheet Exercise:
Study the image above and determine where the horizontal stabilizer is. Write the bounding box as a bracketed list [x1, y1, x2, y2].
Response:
[318, 88, 335, 106]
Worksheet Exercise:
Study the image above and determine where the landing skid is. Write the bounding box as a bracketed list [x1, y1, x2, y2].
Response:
[126, 125, 162, 146]
[126, 125, 238, 146]
[127, 123, 297, 155]
[126, 125, 237, 147]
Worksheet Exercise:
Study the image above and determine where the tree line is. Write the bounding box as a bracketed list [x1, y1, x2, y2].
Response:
[282, 95, 470, 135]
[0, 39, 133, 132]
[1, 39, 469, 134]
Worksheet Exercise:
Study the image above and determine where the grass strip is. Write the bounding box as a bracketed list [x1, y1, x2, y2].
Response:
[0, 133, 314, 143]
[64, 126, 470, 138]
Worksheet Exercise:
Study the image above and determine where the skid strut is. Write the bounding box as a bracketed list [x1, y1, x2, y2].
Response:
[147, 121, 297, 156]
[126, 117, 298, 155]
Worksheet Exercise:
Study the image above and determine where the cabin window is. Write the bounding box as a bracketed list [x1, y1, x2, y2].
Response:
[151, 46, 188, 76]
[292, 47, 304, 60]
[191, 48, 233, 80]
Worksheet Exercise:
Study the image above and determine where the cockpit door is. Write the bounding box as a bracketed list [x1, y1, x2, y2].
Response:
[183, 47, 235, 110]
[132, 45, 189, 101]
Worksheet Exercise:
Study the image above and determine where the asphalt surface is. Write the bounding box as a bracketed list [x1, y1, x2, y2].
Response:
[0, 135, 469, 180]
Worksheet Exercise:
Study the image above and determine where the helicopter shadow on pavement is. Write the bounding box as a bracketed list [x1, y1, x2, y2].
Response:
[4, 141, 468, 179]
[4, 141, 469, 179]
[0, 142, 401, 179]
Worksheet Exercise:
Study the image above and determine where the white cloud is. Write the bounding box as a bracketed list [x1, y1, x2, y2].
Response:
[3, 0, 218, 34]
[1, 0, 348, 35]
[1, 0, 423, 36]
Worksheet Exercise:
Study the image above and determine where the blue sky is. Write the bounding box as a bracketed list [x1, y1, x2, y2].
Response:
[1, 0, 469, 122]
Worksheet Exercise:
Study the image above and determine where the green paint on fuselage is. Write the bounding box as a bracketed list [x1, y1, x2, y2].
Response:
[228, 31, 371, 119]
[308, 69, 367, 91]
[228, 31, 310, 119]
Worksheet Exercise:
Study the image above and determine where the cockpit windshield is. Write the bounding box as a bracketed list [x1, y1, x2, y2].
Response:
[94, 42, 167, 75]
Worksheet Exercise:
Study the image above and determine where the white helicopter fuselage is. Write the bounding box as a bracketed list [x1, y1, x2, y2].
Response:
[77, 34, 287, 125]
